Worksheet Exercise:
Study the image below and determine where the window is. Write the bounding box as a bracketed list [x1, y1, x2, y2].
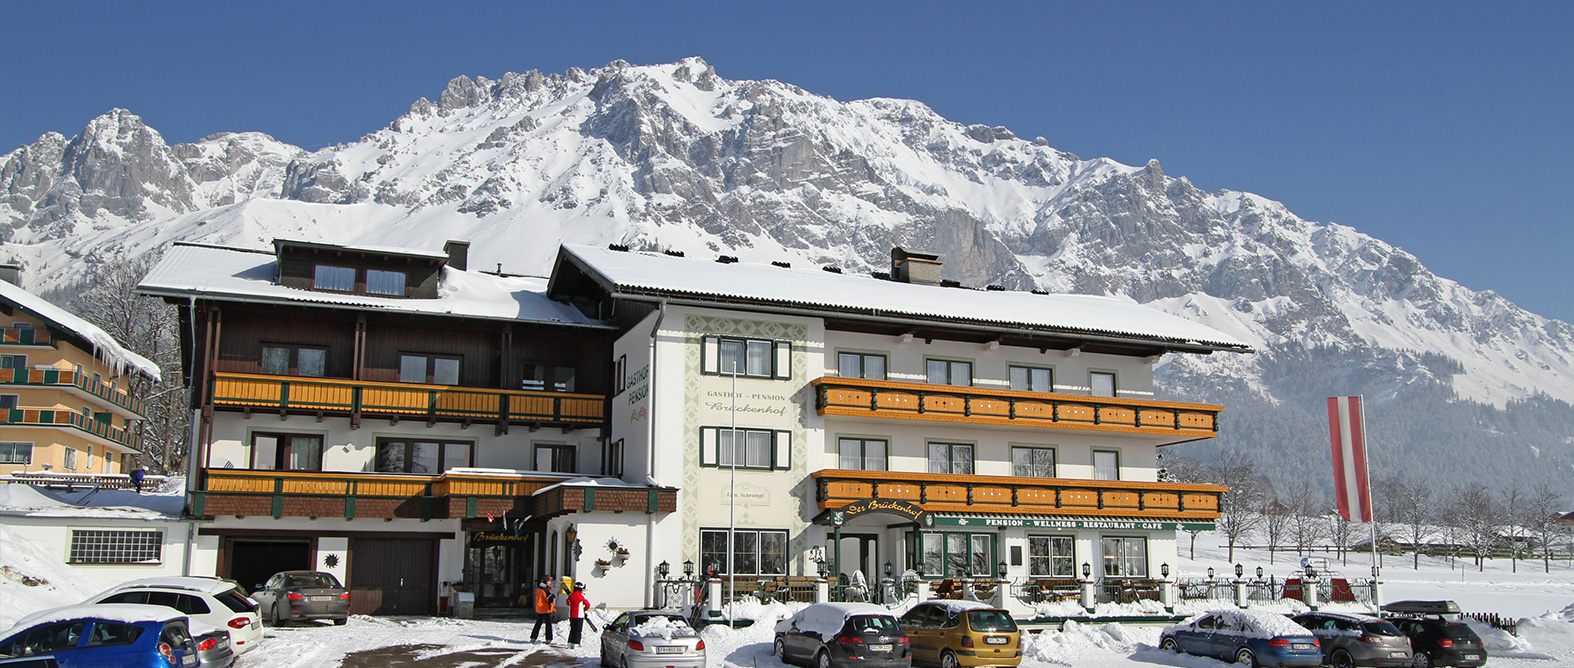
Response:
[1093, 450, 1120, 481]
[1011, 446, 1056, 478]
[0, 354, 24, 370]
[603, 439, 623, 477]
[534, 443, 577, 473]
[365, 269, 407, 296]
[918, 531, 993, 577]
[700, 529, 788, 576]
[15, 621, 87, 654]
[1010, 366, 1053, 392]
[12, 322, 30, 329]
[926, 359, 972, 386]
[64, 447, 79, 470]
[85, 622, 144, 648]
[375, 438, 471, 474]
[70, 529, 162, 564]
[1090, 371, 1116, 397]
[1028, 535, 1075, 577]
[313, 264, 356, 292]
[701, 335, 790, 379]
[837, 352, 887, 380]
[0, 442, 32, 464]
[838, 438, 887, 471]
[1101, 536, 1147, 577]
[250, 432, 324, 471]
[927, 442, 973, 475]
[261, 344, 326, 377]
[699, 427, 791, 470]
[400, 354, 460, 385]
[0, 394, 17, 409]
[522, 361, 576, 392]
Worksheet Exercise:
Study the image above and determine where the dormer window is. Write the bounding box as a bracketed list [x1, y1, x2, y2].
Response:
[313, 265, 356, 292]
[310, 263, 409, 297]
[366, 269, 407, 296]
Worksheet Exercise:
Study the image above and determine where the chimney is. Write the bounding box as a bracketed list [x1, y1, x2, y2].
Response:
[891, 247, 942, 285]
[0, 264, 21, 288]
[444, 240, 470, 271]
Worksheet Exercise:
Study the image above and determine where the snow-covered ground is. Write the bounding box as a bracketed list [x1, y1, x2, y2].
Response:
[3, 527, 1570, 667]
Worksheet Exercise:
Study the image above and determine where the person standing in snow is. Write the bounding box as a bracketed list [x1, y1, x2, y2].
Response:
[130, 466, 146, 494]
[567, 581, 590, 645]
[529, 576, 556, 643]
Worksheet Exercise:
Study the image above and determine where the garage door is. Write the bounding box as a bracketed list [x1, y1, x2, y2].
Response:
[349, 538, 435, 615]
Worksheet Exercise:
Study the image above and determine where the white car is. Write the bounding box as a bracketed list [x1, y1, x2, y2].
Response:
[84, 576, 263, 654]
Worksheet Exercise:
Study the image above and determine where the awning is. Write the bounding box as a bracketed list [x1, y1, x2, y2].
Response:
[927, 513, 1214, 532]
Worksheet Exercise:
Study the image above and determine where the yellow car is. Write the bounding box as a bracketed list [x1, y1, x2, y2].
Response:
[897, 601, 1021, 668]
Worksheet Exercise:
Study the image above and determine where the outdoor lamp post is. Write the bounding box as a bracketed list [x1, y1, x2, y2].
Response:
[1160, 563, 1169, 579]
[1256, 566, 1264, 581]
[683, 559, 694, 579]
[1078, 562, 1095, 613]
[998, 561, 1008, 579]
[1235, 563, 1244, 579]
[1158, 562, 1174, 612]
[1081, 562, 1091, 579]
[884, 561, 893, 578]
[1207, 567, 1215, 581]
[658, 561, 670, 579]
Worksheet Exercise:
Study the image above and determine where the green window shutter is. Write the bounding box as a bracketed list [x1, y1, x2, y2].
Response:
[701, 336, 720, 375]
[773, 341, 791, 379]
[774, 430, 791, 470]
[699, 427, 718, 467]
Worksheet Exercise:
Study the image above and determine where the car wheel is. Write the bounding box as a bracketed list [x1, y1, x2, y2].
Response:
[1160, 637, 1179, 652]
[775, 638, 789, 662]
[1411, 652, 1432, 668]
[271, 603, 284, 627]
[1331, 649, 1355, 668]
[941, 650, 960, 668]
[1235, 648, 1256, 667]
[815, 649, 832, 668]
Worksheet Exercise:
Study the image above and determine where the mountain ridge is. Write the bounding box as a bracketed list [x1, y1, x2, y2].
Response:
[3, 57, 1570, 496]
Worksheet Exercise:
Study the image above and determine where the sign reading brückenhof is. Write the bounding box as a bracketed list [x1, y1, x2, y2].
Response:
[832, 499, 932, 527]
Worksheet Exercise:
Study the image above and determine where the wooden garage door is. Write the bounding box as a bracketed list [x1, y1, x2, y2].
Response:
[349, 538, 435, 615]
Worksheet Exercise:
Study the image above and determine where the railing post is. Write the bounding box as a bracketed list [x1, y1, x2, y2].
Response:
[271, 477, 284, 518]
[280, 381, 290, 411]
[815, 577, 830, 604]
[708, 578, 725, 620]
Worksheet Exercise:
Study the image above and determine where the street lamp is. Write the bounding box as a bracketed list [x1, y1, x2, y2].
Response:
[1235, 564, 1244, 579]
[1207, 567, 1215, 581]
[683, 559, 694, 578]
[884, 561, 893, 578]
[1081, 562, 1091, 579]
[658, 561, 670, 579]
[1256, 566, 1264, 580]
[998, 561, 1008, 579]
[817, 559, 829, 577]
[1160, 563, 1170, 579]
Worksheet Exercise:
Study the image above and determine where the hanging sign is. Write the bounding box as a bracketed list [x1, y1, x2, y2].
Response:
[830, 499, 933, 527]
[468, 531, 530, 547]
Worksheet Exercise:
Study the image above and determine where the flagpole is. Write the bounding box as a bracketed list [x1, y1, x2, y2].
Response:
[727, 367, 738, 622]
[1360, 394, 1380, 610]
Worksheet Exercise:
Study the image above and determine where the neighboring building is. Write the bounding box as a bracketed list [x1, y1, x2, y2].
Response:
[0, 483, 194, 581]
[137, 240, 675, 615]
[1, 267, 160, 480]
[548, 245, 1250, 614]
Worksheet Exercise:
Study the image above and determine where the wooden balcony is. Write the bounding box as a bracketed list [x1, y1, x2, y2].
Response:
[3, 407, 143, 451]
[811, 377, 1221, 439]
[210, 372, 605, 428]
[2, 367, 145, 417]
[1, 326, 55, 347]
[811, 469, 1224, 521]
[193, 468, 676, 520]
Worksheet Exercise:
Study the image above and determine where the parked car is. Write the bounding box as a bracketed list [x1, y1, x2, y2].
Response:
[86, 575, 263, 654]
[1292, 611, 1412, 668]
[599, 611, 706, 668]
[0, 603, 200, 668]
[1159, 609, 1322, 667]
[898, 600, 1020, 668]
[775, 602, 911, 668]
[188, 621, 236, 668]
[252, 571, 351, 626]
[1380, 601, 1486, 668]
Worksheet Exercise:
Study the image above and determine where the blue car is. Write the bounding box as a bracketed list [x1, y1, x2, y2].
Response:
[0, 604, 200, 668]
[1160, 609, 1322, 667]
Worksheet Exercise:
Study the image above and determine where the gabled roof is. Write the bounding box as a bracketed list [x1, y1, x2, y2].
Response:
[137, 243, 610, 328]
[551, 245, 1251, 354]
[0, 279, 161, 380]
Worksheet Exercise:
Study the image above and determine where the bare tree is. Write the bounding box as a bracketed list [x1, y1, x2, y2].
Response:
[70, 254, 189, 474]
[1259, 494, 1291, 564]
[1212, 450, 1267, 563]
[1451, 483, 1501, 572]
[1162, 455, 1211, 559]
[1378, 473, 1433, 569]
[1522, 483, 1561, 574]
[1502, 486, 1526, 573]
[1284, 481, 1327, 560]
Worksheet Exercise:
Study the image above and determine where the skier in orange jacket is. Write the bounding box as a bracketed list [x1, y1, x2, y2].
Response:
[529, 576, 556, 643]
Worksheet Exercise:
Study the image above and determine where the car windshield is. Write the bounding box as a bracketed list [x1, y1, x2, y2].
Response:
[1363, 621, 1403, 636]
[286, 573, 341, 588]
[967, 610, 1017, 632]
[844, 615, 900, 635]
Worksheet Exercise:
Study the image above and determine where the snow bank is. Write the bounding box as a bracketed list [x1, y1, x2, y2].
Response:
[1023, 619, 1160, 666]
[0, 525, 116, 631]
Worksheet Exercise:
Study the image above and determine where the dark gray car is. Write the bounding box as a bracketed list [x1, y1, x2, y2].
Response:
[1293, 612, 1412, 668]
[252, 571, 351, 626]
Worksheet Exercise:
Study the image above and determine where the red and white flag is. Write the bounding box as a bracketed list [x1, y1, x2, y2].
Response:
[1327, 396, 1372, 522]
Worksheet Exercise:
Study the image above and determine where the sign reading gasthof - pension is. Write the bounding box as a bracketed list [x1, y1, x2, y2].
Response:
[930, 517, 1214, 531]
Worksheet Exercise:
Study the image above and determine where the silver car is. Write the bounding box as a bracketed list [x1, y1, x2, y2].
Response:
[189, 622, 237, 668]
[599, 611, 706, 668]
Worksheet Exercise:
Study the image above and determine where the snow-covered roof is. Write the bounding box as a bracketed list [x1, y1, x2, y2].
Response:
[0, 482, 184, 520]
[273, 238, 450, 262]
[137, 243, 609, 328]
[1167, 609, 1313, 639]
[920, 600, 998, 613]
[531, 475, 675, 496]
[92, 576, 241, 598]
[0, 279, 161, 380]
[556, 245, 1250, 352]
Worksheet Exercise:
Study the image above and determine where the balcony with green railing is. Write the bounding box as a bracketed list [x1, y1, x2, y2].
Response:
[2, 407, 143, 451]
[2, 367, 146, 417]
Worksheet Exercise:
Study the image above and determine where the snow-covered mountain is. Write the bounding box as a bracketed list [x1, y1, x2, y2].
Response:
[4, 58, 1571, 495]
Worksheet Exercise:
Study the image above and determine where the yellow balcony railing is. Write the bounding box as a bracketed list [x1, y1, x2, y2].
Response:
[811, 377, 1221, 438]
[210, 372, 605, 426]
[811, 469, 1225, 521]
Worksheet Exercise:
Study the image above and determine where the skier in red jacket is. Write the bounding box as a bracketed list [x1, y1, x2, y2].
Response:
[567, 581, 591, 645]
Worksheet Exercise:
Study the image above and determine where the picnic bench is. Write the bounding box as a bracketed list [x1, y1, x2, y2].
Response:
[1026, 578, 1080, 603]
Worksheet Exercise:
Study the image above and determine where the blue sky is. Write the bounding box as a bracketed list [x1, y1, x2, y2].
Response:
[3, 2, 1571, 322]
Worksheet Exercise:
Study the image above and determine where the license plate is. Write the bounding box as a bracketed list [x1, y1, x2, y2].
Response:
[1463, 654, 1480, 660]
[656, 646, 684, 654]
[985, 637, 1009, 645]
[1291, 643, 1312, 650]
[1391, 652, 1406, 658]
[868, 644, 892, 652]
[310, 596, 335, 602]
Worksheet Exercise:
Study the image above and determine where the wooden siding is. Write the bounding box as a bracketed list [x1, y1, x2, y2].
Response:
[276, 245, 443, 298]
[810, 469, 1224, 520]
